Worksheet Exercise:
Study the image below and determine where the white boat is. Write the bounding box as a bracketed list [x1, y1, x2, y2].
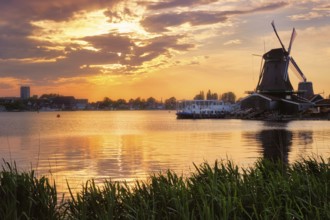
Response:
[176, 100, 235, 119]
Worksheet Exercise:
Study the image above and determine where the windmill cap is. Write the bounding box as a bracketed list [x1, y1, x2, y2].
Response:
[263, 48, 288, 60]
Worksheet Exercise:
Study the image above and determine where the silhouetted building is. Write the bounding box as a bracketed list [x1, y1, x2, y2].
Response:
[241, 22, 315, 115]
[52, 96, 76, 110]
[76, 99, 89, 110]
[20, 86, 30, 99]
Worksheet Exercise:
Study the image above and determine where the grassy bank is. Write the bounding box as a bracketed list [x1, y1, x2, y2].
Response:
[1, 157, 329, 219]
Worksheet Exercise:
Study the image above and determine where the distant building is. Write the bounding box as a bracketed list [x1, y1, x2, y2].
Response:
[75, 99, 89, 110]
[52, 96, 76, 110]
[20, 86, 30, 99]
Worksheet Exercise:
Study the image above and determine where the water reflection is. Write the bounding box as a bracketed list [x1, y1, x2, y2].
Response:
[296, 130, 313, 147]
[257, 127, 292, 164]
[243, 121, 316, 164]
[242, 122, 292, 163]
[1, 112, 329, 196]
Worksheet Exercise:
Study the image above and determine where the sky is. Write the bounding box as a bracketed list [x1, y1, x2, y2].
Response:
[0, 0, 329, 102]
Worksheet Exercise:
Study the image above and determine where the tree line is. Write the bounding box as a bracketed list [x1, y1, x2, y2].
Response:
[98, 96, 177, 110]
[98, 90, 236, 110]
[0, 90, 237, 111]
[193, 90, 236, 103]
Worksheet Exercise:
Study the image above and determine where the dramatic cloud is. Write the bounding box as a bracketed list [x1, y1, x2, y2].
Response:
[0, 0, 329, 100]
[125, 35, 194, 66]
[82, 34, 135, 54]
[141, 11, 227, 32]
[147, 0, 218, 10]
[104, 7, 138, 23]
[0, 32, 193, 81]
[288, 3, 330, 21]
[0, 0, 288, 75]
[289, 12, 324, 21]
[0, 0, 120, 22]
[141, 2, 288, 32]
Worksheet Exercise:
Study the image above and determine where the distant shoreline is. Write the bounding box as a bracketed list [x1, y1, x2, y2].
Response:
[1, 109, 330, 121]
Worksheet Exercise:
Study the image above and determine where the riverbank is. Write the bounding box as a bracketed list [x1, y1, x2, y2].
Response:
[1, 157, 329, 219]
[177, 109, 330, 121]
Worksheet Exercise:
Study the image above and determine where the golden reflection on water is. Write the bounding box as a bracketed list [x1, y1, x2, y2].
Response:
[0, 111, 330, 195]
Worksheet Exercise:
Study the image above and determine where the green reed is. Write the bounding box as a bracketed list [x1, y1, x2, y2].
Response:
[0, 160, 61, 220]
[1, 157, 329, 219]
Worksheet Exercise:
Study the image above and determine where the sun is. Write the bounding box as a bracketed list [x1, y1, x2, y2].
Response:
[109, 20, 147, 36]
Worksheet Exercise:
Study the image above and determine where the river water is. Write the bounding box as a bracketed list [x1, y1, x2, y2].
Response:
[0, 111, 329, 192]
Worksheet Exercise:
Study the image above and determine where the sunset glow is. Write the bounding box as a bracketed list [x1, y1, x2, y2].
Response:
[0, 0, 329, 101]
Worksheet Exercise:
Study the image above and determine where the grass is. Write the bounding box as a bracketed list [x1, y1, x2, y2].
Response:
[0, 157, 329, 219]
[0, 160, 61, 219]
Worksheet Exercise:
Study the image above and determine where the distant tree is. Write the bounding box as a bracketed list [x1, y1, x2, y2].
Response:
[114, 99, 128, 109]
[128, 98, 134, 104]
[147, 97, 156, 104]
[134, 97, 142, 109]
[128, 98, 146, 109]
[146, 97, 157, 109]
[206, 90, 211, 100]
[201, 91, 205, 100]
[39, 93, 60, 99]
[103, 97, 113, 104]
[194, 91, 205, 100]
[29, 95, 38, 100]
[221, 92, 236, 103]
[206, 89, 218, 100]
[4, 100, 26, 111]
[165, 97, 176, 109]
[116, 99, 127, 105]
[100, 97, 113, 109]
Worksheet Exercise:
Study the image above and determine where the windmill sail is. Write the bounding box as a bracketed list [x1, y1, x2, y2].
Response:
[271, 20, 286, 52]
[287, 28, 297, 54]
[283, 28, 297, 81]
[290, 57, 307, 82]
[289, 62, 305, 81]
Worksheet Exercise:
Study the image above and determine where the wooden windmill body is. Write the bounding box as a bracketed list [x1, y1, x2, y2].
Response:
[241, 22, 316, 115]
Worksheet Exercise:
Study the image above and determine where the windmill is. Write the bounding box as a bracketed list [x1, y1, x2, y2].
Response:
[256, 21, 314, 99]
